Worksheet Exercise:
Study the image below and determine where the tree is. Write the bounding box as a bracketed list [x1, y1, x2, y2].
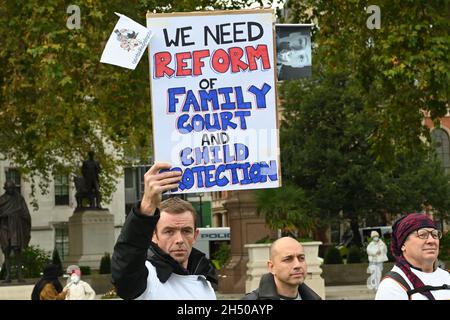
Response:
[0, 0, 266, 208]
[256, 1, 450, 240]
[99, 252, 111, 274]
[285, 1, 449, 168]
[257, 71, 450, 240]
[256, 183, 317, 235]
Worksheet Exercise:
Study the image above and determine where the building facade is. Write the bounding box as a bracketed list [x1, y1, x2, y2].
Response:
[0, 161, 214, 269]
[0, 159, 125, 268]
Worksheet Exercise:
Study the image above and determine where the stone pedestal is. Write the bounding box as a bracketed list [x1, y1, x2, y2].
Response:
[244, 243, 272, 292]
[65, 209, 115, 270]
[245, 241, 325, 299]
[302, 241, 325, 299]
[218, 190, 276, 294]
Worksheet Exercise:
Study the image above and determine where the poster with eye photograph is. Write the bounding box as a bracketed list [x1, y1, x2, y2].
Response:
[275, 24, 312, 81]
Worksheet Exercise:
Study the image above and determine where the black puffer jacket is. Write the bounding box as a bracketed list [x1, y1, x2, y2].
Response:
[241, 273, 322, 300]
[112, 204, 217, 300]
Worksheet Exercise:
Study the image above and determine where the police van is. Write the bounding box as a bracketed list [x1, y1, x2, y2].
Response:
[193, 227, 230, 259]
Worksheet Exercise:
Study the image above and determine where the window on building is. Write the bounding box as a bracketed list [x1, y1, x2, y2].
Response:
[124, 165, 151, 215]
[137, 166, 150, 199]
[54, 174, 70, 205]
[5, 168, 21, 194]
[431, 128, 450, 173]
[124, 168, 134, 188]
[54, 223, 69, 261]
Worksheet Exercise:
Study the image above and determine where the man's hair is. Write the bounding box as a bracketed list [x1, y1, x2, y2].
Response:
[159, 197, 197, 227]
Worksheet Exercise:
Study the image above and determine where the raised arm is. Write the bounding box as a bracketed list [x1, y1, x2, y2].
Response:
[111, 163, 181, 299]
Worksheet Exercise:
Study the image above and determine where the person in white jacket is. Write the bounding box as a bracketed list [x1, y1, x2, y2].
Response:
[64, 265, 96, 300]
[366, 231, 388, 290]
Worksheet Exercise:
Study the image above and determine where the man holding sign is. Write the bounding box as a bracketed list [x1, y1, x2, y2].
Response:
[111, 8, 279, 300]
[112, 163, 217, 300]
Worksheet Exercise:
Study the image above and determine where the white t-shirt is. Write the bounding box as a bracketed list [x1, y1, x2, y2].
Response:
[375, 265, 450, 300]
[65, 280, 96, 300]
[135, 261, 216, 300]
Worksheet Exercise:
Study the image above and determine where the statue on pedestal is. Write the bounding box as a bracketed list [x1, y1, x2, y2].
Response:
[0, 181, 31, 283]
[74, 151, 102, 210]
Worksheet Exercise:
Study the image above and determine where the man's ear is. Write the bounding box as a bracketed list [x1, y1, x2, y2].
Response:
[193, 228, 200, 243]
[267, 260, 274, 274]
[152, 230, 158, 244]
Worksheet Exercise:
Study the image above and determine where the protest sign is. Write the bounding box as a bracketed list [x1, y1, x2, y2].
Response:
[147, 9, 280, 193]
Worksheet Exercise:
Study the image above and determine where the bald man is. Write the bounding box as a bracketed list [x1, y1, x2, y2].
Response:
[242, 237, 321, 300]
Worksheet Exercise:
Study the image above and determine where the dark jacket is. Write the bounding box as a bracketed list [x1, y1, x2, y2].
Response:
[241, 273, 322, 300]
[31, 264, 63, 300]
[112, 204, 218, 300]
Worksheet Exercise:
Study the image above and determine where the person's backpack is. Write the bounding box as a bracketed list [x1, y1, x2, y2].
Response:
[384, 271, 450, 300]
